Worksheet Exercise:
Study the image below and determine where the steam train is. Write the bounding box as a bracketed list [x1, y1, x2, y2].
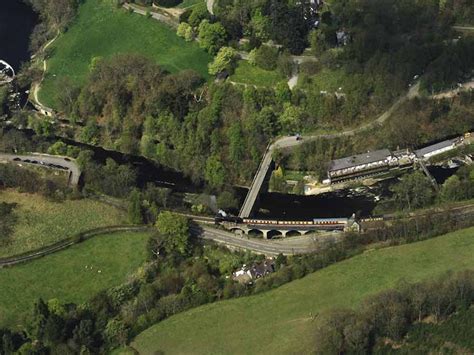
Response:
[215, 215, 350, 230]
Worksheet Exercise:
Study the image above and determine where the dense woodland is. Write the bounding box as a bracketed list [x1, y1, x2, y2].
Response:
[1, 197, 473, 353]
[314, 269, 474, 354]
[1, 1, 473, 352]
[39, 0, 474, 193]
[281, 91, 474, 179]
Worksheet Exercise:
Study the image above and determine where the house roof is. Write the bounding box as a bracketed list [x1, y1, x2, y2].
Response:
[414, 139, 457, 158]
[329, 149, 392, 172]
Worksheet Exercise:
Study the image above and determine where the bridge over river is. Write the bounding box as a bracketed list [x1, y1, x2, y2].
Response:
[239, 83, 421, 219]
[0, 60, 15, 84]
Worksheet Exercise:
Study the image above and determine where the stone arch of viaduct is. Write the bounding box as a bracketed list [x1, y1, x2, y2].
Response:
[228, 226, 314, 239]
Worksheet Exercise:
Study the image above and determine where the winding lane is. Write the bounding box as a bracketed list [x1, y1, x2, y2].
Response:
[239, 82, 421, 218]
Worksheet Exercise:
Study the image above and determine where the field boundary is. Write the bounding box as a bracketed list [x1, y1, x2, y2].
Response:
[0, 225, 153, 268]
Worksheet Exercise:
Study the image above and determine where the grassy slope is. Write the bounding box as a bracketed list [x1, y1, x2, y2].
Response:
[230, 61, 286, 87]
[298, 67, 351, 93]
[132, 226, 474, 355]
[39, 0, 211, 108]
[0, 189, 126, 258]
[0, 231, 150, 328]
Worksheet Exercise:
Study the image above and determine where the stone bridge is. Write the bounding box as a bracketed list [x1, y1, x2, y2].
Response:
[223, 217, 359, 239]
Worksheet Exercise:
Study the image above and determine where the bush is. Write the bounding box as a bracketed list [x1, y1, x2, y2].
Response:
[208, 47, 238, 75]
[188, 3, 209, 28]
[177, 22, 194, 42]
[254, 45, 279, 70]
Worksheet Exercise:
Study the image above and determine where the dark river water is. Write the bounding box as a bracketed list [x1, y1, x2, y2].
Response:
[0, 1, 458, 220]
[0, 0, 38, 71]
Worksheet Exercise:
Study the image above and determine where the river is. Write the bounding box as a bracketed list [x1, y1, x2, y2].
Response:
[0, 1, 457, 220]
[0, 0, 38, 72]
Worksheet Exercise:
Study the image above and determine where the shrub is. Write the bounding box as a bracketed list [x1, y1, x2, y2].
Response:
[177, 22, 194, 42]
[254, 45, 279, 70]
[208, 47, 238, 75]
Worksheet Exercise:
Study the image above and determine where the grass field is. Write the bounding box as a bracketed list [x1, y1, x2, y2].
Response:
[0, 189, 126, 258]
[0, 231, 150, 328]
[39, 0, 211, 108]
[132, 226, 474, 354]
[230, 61, 286, 87]
[298, 67, 352, 93]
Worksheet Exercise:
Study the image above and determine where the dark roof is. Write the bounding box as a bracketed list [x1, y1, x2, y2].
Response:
[215, 70, 229, 80]
[329, 149, 391, 172]
[249, 260, 275, 278]
[414, 139, 457, 157]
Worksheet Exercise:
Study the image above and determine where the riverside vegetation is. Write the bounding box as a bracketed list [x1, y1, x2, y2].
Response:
[2, 0, 474, 353]
[20, 0, 474, 196]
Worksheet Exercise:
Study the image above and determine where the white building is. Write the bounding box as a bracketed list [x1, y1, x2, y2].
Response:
[414, 139, 460, 160]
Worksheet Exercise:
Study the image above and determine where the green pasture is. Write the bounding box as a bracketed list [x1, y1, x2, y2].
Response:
[39, 0, 211, 108]
[0, 189, 126, 258]
[230, 61, 286, 87]
[0, 231, 150, 328]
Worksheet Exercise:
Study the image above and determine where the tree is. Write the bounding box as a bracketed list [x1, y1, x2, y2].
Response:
[43, 313, 65, 345]
[104, 319, 129, 348]
[439, 175, 463, 202]
[217, 190, 239, 211]
[208, 47, 238, 75]
[254, 45, 279, 71]
[30, 298, 49, 341]
[188, 3, 210, 28]
[128, 189, 144, 224]
[249, 10, 270, 41]
[277, 52, 294, 78]
[269, 166, 285, 191]
[391, 171, 434, 210]
[198, 20, 227, 55]
[314, 309, 351, 354]
[278, 104, 305, 134]
[177, 22, 194, 42]
[205, 155, 226, 188]
[155, 211, 190, 255]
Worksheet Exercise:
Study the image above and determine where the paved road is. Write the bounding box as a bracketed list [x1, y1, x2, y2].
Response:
[239, 82, 421, 218]
[0, 153, 81, 185]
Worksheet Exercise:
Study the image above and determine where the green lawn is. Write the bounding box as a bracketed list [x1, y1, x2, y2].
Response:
[0, 189, 127, 258]
[230, 61, 286, 87]
[0, 231, 150, 328]
[298, 67, 352, 93]
[132, 226, 474, 354]
[39, 0, 211, 108]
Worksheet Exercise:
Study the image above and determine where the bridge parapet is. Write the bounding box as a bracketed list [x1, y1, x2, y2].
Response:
[221, 217, 360, 239]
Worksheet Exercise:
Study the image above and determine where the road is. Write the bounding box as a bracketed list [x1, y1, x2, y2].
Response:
[30, 32, 59, 113]
[453, 25, 474, 33]
[238, 82, 421, 218]
[0, 153, 81, 185]
[206, 0, 215, 15]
